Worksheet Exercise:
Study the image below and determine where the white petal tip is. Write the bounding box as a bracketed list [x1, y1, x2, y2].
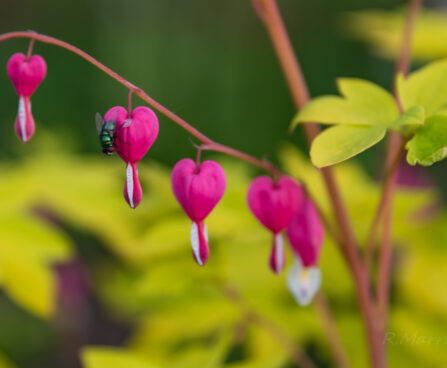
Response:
[190, 222, 207, 266]
[126, 162, 134, 208]
[287, 259, 321, 306]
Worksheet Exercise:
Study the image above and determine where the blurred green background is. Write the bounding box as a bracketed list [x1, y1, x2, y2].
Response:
[0, 0, 446, 367]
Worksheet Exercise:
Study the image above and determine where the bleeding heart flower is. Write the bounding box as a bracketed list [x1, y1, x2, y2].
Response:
[171, 158, 226, 266]
[286, 198, 324, 306]
[7, 52, 47, 142]
[247, 176, 303, 274]
[103, 105, 159, 209]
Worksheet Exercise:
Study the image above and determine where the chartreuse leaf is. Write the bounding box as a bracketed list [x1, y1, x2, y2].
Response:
[397, 59, 447, 116]
[81, 347, 158, 368]
[291, 78, 398, 130]
[406, 114, 447, 166]
[310, 125, 386, 167]
[390, 105, 425, 128]
[0, 253, 56, 319]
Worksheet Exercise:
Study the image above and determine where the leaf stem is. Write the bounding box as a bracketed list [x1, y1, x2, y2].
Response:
[375, 0, 423, 364]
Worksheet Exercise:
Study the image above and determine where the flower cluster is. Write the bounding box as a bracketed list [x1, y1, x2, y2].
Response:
[5, 48, 324, 307]
[247, 176, 324, 305]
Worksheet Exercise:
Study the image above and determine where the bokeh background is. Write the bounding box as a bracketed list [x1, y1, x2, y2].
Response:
[0, 0, 446, 367]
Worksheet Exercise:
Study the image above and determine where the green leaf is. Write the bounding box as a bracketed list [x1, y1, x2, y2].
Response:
[406, 114, 447, 166]
[291, 78, 398, 130]
[310, 125, 386, 168]
[397, 59, 447, 116]
[390, 106, 425, 128]
[81, 347, 158, 368]
[0, 254, 56, 319]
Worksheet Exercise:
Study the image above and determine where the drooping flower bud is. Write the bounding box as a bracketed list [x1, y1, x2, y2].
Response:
[286, 198, 324, 306]
[7, 52, 47, 142]
[103, 106, 159, 208]
[247, 176, 303, 274]
[171, 159, 226, 266]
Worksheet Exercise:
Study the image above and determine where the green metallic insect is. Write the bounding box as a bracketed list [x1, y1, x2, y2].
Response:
[95, 112, 131, 156]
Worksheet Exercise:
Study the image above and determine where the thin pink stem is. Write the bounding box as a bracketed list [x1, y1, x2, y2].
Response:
[0, 31, 279, 176]
[26, 38, 34, 59]
[127, 89, 133, 116]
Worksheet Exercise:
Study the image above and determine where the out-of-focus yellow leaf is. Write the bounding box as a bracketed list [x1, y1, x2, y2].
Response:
[81, 347, 158, 368]
[0, 352, 14, 368]
[342, 9, 447, 61]
[223, 355, 287, 368]
[0, 253, 56, 319]
[0, 214, 72, 263]
[397, 60, 447, 116]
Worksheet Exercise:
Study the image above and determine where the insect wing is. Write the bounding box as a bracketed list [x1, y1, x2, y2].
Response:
[95, 112, 103, 135]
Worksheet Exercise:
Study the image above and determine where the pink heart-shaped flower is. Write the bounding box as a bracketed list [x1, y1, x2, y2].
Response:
[7, 53, 47, 143]
[103, 105, 159, 209]
[247, 175, 303, 274]
[171, 158, 226, 266]
[7, 53, 47, 97]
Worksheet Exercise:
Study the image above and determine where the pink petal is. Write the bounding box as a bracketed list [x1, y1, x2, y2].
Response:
[7, 53, 47, 97]
[286, 199, 324, 267]
[103, 106, 159, 164]
[171, 158, 226, 221]
[247, 176, 303, 233]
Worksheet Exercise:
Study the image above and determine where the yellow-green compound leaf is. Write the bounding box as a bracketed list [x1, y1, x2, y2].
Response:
[81, 347, 158, 368]
[397, 59, 447, 116]
[390, 106, 425, 129]
[0, 254, 56, 319]
[310, 125, 386, 168]
[291, 78, 398, 131]
[406, 114, 447, 166]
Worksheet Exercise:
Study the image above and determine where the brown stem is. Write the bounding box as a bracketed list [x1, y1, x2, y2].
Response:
[223, 285, 318, 368]
[254, 0, 382, 366]
[314, 292, 351, 368]
[364, 140, 407, 271]
[376, 0, 423, 365]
